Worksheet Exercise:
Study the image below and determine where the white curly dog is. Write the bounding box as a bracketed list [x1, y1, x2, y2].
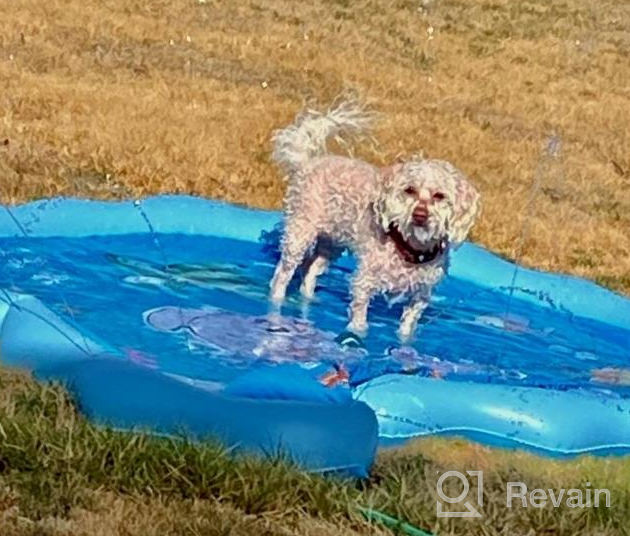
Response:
[269, 100, 481, 342]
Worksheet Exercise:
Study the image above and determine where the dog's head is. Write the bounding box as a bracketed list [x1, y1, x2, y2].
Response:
[374, 159, 480, 250]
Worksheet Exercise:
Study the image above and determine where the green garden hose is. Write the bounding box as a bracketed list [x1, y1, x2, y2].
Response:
[358, 506, 434, 536]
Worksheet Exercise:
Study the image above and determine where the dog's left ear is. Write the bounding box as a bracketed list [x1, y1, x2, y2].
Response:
[380, 163, 402, 186]
[449, 175, 481, 247]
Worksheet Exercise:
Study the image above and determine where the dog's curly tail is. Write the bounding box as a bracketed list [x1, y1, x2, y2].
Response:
[272, 99, 374, 174]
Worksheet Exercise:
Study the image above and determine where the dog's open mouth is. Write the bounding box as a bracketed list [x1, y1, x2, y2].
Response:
[387, 223, 448, 265]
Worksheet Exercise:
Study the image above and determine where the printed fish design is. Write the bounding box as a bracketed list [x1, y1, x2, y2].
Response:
[106, 253, 273, 301]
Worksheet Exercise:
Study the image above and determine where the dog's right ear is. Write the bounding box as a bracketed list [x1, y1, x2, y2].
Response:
[374, 163, 404, 230]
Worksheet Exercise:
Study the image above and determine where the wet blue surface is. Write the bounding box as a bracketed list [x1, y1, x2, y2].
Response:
[1, 233, 629, 394]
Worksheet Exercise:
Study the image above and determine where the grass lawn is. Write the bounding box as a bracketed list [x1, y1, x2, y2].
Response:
[1, 0, 630, 534]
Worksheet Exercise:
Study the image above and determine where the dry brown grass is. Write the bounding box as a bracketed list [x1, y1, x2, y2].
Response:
[0, 492, 382, 536]
[1, 0, 629, 292]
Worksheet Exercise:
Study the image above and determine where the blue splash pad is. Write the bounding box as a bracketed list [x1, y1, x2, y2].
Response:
[1, 196, 630, 468]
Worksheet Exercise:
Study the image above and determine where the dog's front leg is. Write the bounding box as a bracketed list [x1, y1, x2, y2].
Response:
[347, 271, 372, 336]
[398, 293, 430, 342]
[270, 224, 317, 304]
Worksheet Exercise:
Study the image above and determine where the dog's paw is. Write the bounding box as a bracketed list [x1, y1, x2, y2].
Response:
[335, 330, 366, 350]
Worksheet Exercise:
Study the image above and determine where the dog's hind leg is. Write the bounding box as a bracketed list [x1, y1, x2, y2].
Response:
[300, 255, 329, 300]
[270, 221, 317, 304]
[300, 235, 334, 300]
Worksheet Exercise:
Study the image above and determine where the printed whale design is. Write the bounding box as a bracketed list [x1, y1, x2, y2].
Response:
[143, 305, 366, 364]
[142, 305, 522, 386]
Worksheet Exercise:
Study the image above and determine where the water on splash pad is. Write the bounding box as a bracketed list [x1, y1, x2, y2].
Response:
[0, 233, 629, 394]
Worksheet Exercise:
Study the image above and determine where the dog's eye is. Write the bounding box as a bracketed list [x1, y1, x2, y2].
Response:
[404, 186, 418, 196]
[433, 192, 446, 201]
